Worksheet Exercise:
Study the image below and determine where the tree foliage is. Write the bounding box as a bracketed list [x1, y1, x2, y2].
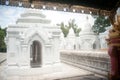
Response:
[68, 19, 81, 36]
[0, 26, 6, 52]
[58, 19, 81, 37]
[92, 15, 111, 34]
[58, 22, 70, 37]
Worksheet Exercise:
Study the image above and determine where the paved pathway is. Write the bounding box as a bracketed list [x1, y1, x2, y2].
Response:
[0, 53, 6, 80]
[0, 53, 107, 80]
[59, 75, 107, 80]
[0, 53, 6, 65]
[4, 64, 107, 80]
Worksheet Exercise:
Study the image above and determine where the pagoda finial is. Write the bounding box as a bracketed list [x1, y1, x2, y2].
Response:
[86, 16, 89, 22]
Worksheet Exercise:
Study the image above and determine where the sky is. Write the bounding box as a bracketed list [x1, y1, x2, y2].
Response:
[0, 5, 95, 29]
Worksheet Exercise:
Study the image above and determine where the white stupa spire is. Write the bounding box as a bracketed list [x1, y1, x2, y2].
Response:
[80, 16, 94, 35]
[85, 16, 92, 28]
[67, 27, 75, 37]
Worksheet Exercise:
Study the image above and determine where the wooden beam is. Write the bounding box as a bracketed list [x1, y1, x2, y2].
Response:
[4, 0, 111, 16]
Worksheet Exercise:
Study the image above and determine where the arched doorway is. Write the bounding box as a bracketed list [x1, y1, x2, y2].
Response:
[30, 41, 42, 68]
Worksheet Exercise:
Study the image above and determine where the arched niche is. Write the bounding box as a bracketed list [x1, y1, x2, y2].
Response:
[30, 40, 42, 68]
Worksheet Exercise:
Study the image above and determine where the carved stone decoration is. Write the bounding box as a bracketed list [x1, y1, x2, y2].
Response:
[60, 50, 110, 76]
[5, 9, 61, 78]
[79, 16, 99, 50]
[106, 7, 120, 80]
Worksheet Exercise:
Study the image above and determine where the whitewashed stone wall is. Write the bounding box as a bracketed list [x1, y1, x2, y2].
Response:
[60, 50, 110, 76]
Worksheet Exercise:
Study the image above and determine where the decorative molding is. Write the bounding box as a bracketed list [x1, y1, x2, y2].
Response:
[60, 50, 110, 76]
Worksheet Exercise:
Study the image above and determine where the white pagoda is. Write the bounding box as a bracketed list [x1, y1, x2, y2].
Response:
[5, 9, 61, 69]
[79, 16, 100, 50]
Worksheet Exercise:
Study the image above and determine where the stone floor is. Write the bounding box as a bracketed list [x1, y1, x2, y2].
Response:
[0, 53, 6, 65]
[59, 75, 107, 80]
[0, 53, 6, 72]
[0, 53, 107, 80]
[0, 53, 7, 80]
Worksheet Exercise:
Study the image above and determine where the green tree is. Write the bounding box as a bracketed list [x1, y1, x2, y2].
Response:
[58, 19, 81, 37]
[0, 26, 6, 52]
[68, 19, 81, 37]
[58, 22, 70, 37]
[92, 15, 111, 34]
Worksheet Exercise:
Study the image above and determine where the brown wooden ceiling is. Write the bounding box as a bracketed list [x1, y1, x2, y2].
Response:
[0, 0, 120, 16]
[30, 0, 120, 11]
